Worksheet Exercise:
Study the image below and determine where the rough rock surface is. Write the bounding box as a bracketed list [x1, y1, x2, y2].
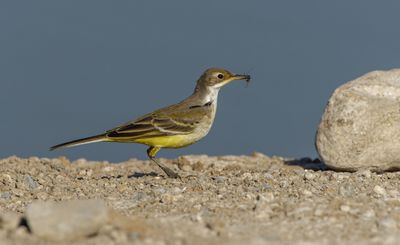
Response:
[0, 155, 399, 244]
[26, 199, 109, 241]
[316, 69, 400, 171]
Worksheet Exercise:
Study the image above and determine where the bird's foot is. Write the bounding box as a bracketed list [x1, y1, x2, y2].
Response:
[159, 165, 181, 179]
[149, 156, 180, 179]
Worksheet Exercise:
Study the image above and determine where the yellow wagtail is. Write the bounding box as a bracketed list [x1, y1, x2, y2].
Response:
[50, 68, 251, 178]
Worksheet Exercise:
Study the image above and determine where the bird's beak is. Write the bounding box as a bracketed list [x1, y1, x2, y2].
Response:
[215, 73, 251, 88]
[232, 74, 251, 82]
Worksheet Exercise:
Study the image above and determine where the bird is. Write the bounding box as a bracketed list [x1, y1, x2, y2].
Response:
[50, 68, 251, 178]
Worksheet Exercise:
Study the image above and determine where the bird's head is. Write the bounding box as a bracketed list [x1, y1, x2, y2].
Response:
[196, 68, 251, 89]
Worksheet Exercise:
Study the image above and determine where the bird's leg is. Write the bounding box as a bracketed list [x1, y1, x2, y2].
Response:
[147, 146, 180, 179]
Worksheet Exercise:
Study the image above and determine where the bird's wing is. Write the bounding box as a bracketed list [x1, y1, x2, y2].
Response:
[106, 105, 209, 139]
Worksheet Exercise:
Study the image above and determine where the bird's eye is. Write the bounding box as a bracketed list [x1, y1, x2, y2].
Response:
[217, 74, 224, 79]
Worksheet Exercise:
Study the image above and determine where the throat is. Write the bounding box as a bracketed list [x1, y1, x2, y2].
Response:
[202, 86, 220, 104]
[190, 86, 220, 109]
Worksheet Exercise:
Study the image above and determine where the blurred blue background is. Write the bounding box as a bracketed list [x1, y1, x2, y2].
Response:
[1, 1, 399, 162]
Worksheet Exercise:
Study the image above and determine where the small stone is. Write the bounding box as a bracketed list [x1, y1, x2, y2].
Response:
[0, 192, 12, 200]
[332, 173, 349, 180]
[12, 189, 24, 197]
[373, 185, 386, 196]
[1, 174, 13, 183]
[26, 199, 109, 241]
[193, 204, 202, 211]
[302, 189, 313, 197]
[36, 192, 49, 200]
[23, 175, 38, 190]
[339, 183, 356, 197]
[263, 173, 274, 180]
[257, 192, 274, 203]
[304, 172, 315, 180]
[212, 176, 226, 183]
[340, 205, 351, 212]
[160, 193, 172, 203]
[55, 175, 65, 182]
[242, 172, 252, 180]
[132, 192, 147, 203]
[86, 169, 93, 177]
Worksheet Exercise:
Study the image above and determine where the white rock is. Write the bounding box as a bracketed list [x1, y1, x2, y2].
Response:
[373, 185, 386, 196]
[26, 199, 109, 241]
[302, 189, 313, 197]
[304, 172, 315, 180]
[316, 69, 400, 171]
[340, 205, 351, 212]
[258, 192, 274, 202]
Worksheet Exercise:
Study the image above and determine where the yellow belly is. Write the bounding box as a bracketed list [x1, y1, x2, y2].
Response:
[132, 134, 198, 148]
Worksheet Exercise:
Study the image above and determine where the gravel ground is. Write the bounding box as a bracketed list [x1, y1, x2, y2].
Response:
[0, 154, 399, 244]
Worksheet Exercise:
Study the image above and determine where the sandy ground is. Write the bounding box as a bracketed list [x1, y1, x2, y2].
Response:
[0, 154, 399, 244]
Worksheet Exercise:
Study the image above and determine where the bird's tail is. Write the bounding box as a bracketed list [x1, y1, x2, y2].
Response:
[50, 134, 107, 151]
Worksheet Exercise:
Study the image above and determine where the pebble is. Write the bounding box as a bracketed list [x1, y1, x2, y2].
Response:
[340, 205, 351, 212]
[332, 173, 349, 180]
[26, 199, 109, 241]
[339, 183, 356, 197]
[242, 172, 252, 180]
[132, 192, 147, 203]
[212, 176, 226, 183]
[0, 192, 12, 200]
[36, 192, 49, 200]
[302, 189, 313, 197]
[373, 185, 386, 196]
[263, 173, 274, 180]
[304, 172, 315, 180]
[23, 175, 38, 190]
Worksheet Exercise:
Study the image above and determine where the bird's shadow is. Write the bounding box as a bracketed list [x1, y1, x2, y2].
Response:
[128, 171, 159, 178]
[284, 157, 329, 171]
[99, 171, 159, 179]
